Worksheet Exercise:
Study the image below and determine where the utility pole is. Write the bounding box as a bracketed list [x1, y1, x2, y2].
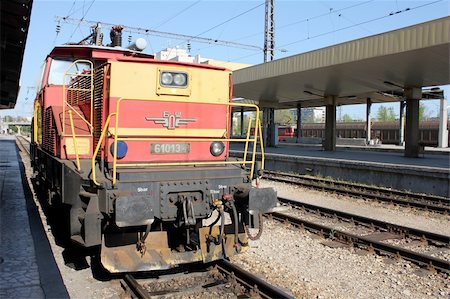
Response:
[264, 0, 275, 62]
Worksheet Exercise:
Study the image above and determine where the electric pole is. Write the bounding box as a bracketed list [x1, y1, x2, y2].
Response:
[264, 0, 275, 62]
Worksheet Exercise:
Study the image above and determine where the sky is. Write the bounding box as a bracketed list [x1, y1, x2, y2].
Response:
[3, 0, 450, 120]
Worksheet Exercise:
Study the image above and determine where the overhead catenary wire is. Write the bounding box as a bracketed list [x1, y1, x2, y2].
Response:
[152, 0, 202, 29]
[228, 0, 444, 63]
[193, 2, 264, 38]
[57, 16, 262, 51]
[231, 0, 374, 43]
[166, 1, 265, 54]
[279, 0, 443, 49]
[68, 0, 97, 41]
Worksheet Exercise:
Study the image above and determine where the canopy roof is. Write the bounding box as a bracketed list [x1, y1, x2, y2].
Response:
[0, 0, 33, 109]
[233, 17, 449, 108]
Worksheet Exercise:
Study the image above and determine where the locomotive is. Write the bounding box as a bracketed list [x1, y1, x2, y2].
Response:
[31, 26, 277, 272]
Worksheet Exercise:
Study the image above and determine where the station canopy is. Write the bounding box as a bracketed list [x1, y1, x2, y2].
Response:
[0, 0, 33, 109]
[232, 16, 449, 109]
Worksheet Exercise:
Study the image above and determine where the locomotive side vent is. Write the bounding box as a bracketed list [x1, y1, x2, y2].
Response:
[67, 74, 92, 106]
[93, 64, 107, 158]
[43, 107, 56, 155]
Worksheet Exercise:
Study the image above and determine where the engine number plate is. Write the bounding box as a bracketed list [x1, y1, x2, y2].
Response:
[151, 143, 190, 154]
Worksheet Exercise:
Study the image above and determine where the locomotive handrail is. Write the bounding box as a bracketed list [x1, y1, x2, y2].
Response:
[92, 98, 265, 185]
[63, 100, 93, 136]
[68, 110, 81, 171]
[62, 59, 94, 137]
[92, 112, 116, 186]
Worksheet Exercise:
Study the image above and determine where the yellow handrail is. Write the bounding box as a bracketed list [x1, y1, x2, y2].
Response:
[90, 97, 265, 186]
[257, 118, 265, 170]
[91, 113, 116, 186]
[68, 110, 81, 171]
[243, 117, 253, 166]
[62, 59, 94, 136]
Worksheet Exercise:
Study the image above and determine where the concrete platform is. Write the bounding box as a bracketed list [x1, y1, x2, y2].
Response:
[230, 143, 450, 198]
[0, 136, 68, 298]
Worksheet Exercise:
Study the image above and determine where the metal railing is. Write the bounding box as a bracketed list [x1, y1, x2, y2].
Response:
[91, 97, 265, 186]
[62, 60, 94, 137]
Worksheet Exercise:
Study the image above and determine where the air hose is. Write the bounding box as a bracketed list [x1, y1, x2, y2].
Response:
[244, 212, 263, 241]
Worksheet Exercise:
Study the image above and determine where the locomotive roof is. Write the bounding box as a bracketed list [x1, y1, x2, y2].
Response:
[49, 44, 229, 71]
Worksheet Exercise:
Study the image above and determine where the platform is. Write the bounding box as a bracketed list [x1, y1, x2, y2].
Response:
[230, 143, 450, 198]
[0, 136, 68, 298]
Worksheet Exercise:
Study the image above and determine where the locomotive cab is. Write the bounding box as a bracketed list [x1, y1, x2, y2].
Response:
[31, 41, 277, 272]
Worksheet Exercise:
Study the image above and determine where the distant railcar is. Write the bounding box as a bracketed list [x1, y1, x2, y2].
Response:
[299, 121, 449, 146]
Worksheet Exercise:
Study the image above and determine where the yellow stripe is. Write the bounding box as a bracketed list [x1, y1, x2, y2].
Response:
[109, 127, 227, 137]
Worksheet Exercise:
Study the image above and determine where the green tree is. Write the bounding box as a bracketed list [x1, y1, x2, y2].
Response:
[342, 114, 353, 122]
[3, 115, 14, 122]
[377, 106, 395, 121]
[275, 109, 294, 125]
[419, 102, 428, 121]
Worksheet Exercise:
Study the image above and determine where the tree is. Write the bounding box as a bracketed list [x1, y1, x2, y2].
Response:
[419, 102, 428, 121]
[274, 109, 294, 125]
[377, 106, 395, 121]
[3, 115, 14, 122]
[342, 114, 353, 122]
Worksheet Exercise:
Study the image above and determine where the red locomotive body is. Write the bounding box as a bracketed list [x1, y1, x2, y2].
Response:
[31, 30, 276, 272]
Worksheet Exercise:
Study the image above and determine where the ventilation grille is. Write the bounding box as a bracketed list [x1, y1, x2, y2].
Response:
[67, 73, 92, 106]
[43, 107, 56, 155]
[93, 64, 108, 158]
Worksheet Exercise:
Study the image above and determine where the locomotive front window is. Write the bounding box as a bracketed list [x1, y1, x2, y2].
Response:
[48, 59, 91, 85]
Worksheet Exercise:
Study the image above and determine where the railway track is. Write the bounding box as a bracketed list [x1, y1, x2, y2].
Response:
[271, 197, 450, 274]
[120, 259, 295, 299]
[263, 170, 450, 215]
[17, 135, 293, 298]
[16, 135, 30, 156]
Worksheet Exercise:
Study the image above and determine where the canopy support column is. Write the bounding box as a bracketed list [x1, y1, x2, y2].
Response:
[438, 97, 448, 148]
[399, 100, 406, 146]
[405, 87, 421, 157]
[366, 98, 372, 144]
[324, 96, 336, 151]
[296, 103, 302, 143]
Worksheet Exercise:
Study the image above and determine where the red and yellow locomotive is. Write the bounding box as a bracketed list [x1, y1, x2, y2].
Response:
[31, 29, 276, 272]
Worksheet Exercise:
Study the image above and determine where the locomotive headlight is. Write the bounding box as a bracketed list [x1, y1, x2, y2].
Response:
[110, 141, 128, 159]
[160, 71, 188, 87]
[210, 141, 225, 156]
[161, 72, 173, 85]
[173, 73, 187, 86]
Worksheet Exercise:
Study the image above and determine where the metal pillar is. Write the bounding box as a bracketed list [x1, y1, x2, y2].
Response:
[324, 96, 337, 151]
[366, 98, 372, 145]
[296, 103, 302, 143]
[438, 98, 448, 148]
[264, 0, 275, 62]
[405, 88, 421, 157]
[263, 108, 275, 147]
[240, 107, 244, 137]
[399, 101, 406, 146]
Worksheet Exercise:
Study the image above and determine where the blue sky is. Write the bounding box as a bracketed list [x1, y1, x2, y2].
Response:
[3, 0, 449, 119]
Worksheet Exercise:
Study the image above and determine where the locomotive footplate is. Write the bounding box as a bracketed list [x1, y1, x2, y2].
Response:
[100, 226, 248, 273]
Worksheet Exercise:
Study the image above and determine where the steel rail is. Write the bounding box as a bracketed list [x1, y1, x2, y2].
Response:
[270, 211, 450, 274]
[264, 171, 450, 214]
[216, 259, 296, 299]
[122, 274, 151, 299]
[16, 136, 31, 156]
[278, 196, 450, 245]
